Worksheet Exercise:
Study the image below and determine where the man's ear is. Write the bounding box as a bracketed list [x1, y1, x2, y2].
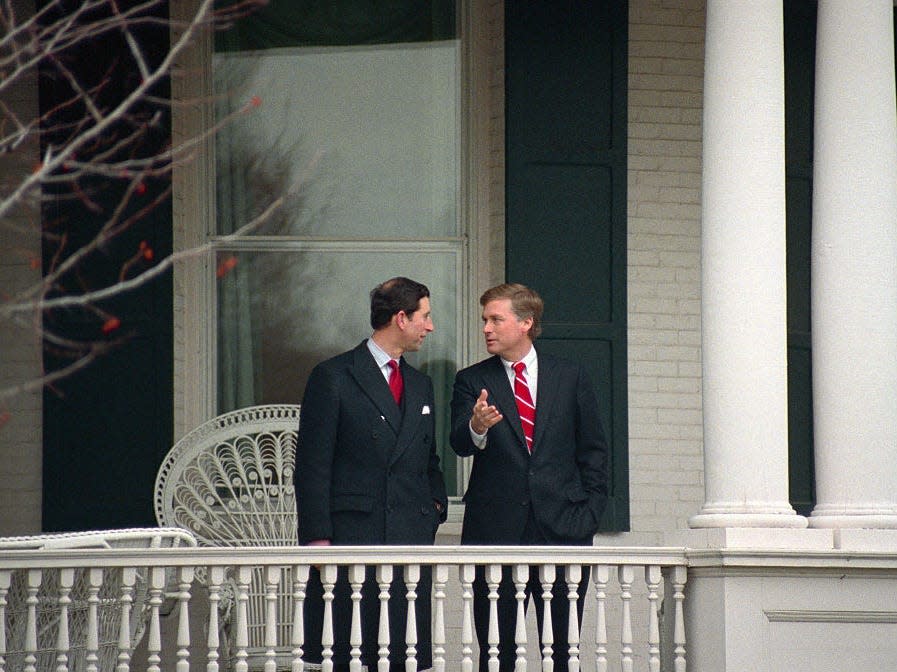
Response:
[394, 311, 407, 329]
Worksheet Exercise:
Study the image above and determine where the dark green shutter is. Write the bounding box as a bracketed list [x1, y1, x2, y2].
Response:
[505, 1, 629, 530]
[784, 0, 817, 516]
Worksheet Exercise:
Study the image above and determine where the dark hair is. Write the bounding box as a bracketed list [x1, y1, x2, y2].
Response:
[370, 277, 431, 330]
[479, 283, 543, 339]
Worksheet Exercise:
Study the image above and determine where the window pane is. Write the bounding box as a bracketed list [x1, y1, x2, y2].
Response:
[217, 246, 461, 486]
[214, 41, 460, 238]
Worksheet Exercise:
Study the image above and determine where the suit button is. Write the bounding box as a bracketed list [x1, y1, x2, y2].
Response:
[521, 501, 528, 507]
[528, 470, 534, 477]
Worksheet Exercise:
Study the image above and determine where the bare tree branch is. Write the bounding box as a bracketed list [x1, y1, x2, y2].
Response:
[0, 0, 275, 406]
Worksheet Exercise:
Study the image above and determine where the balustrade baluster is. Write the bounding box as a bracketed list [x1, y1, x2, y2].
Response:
[460, 564, 475, 672]
[176, 567, 195, 672]
[539, 564, 556, 672]
[117, 567, 138, 672]
[264, 565, 281, 672]
[291, 564, 309, 672]
[645, 566, 661, 672]
[55, 568, 74, 672]
[513, 564, 528, 672]
[376, 564, 393, 672]
[432, 564, 448, 672]
[486, 563, 501, 672]
[566, 564, 582, 672]
[234, 565, 252, 672]
[593, 565, 609, 672]
[404, 564, 420, 671]
[207, 567, 225, 672]
[147, 566, 166, 672]
[23, 569, 39, 672]
[618, 566, 634, 672]
[672, 566, 687, 672]
[320, 564, 337, 672]
[85, 568, 102, 672]
[349, 564, 364, 671]
[0, 569, 9, 672]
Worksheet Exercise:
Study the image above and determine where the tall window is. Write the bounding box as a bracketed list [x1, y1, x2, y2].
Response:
[208, 2, 464, 488]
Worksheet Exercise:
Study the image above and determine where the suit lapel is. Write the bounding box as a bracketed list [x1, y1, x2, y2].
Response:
[532, 350, 559, 451]
[390, 360, 425, 465]
[483, 357, 528, 453]
[349, 342, 402, 432]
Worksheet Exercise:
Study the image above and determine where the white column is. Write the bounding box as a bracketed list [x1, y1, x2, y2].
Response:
[809, 0, 897, 529]
[690, 0, 805, 529]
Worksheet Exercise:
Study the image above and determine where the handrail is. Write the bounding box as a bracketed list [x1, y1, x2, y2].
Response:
[0, 545, 690, 569]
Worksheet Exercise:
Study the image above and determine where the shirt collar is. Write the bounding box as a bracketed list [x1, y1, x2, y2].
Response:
[366, 337, 395, 369]
[501, 345, 537, 373]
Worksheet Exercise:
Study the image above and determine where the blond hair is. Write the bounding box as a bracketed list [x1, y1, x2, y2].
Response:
[479, 283, 543, 339]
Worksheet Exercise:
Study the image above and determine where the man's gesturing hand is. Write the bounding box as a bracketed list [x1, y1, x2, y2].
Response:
[470, 388, 503, 435]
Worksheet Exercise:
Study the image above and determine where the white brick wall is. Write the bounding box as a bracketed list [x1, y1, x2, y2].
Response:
[623, 0, 706, 541]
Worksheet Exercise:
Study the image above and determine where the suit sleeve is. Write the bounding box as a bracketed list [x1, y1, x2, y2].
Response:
[574, 366, 610, 529]
[295, 363, 339, 544]
[449, 369, 480, 457]
[426, 378, 449, 523]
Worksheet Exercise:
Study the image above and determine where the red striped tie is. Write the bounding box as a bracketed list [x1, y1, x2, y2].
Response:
[513, 361, 535, 453]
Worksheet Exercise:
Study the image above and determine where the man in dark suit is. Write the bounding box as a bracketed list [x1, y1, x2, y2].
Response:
[296, 276, 448, 671]
[450, 283, 609, 672]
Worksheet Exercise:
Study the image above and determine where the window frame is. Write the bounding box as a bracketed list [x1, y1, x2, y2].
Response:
[171, 0, 500, 506]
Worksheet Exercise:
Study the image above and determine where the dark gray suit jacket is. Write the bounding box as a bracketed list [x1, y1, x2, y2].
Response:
[295, 340, 448, 668]
[450, 349, 609, 545]
[296, 340, 447, 544]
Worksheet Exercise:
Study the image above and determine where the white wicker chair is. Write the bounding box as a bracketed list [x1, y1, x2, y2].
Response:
[0, 527, 197, 672]
[153, 404, 301, 671]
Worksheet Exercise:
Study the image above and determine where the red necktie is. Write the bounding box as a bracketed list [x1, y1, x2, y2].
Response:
[387, 359, 403, 405]
[513, 361, 535, 453]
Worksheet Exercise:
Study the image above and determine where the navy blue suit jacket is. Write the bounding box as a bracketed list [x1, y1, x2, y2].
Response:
[295, 341, 448, 667]
[450, 349, 609, 545]
[296, 340, 447, 545]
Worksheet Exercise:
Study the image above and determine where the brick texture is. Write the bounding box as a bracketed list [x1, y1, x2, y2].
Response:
[624, 0, 706, 538]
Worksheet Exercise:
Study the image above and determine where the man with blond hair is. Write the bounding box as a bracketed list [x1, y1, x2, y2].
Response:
[451, 282, 609, 672]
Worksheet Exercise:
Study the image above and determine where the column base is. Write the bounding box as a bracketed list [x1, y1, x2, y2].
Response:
[689, 502, 808, 529]
[809, 505, 897, 529]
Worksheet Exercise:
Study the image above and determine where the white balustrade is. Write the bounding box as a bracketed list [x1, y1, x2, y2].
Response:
[176, 567, 194, 672]
[376, 564, 392, 672]
[539, 564, 555, 672]
[208, 566, 224, 672]
[348, 564, 364, 671]
[431, 565, 448, 672]
[0, 546, 689, 672]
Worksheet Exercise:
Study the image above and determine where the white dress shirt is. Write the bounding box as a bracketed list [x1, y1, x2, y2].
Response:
[367, 337, 398, 384]
[470, 345, 538, 449]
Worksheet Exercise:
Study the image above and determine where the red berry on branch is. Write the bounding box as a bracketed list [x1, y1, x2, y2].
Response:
[102, 317, 121, 334]
[216, 256, 238, 278]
